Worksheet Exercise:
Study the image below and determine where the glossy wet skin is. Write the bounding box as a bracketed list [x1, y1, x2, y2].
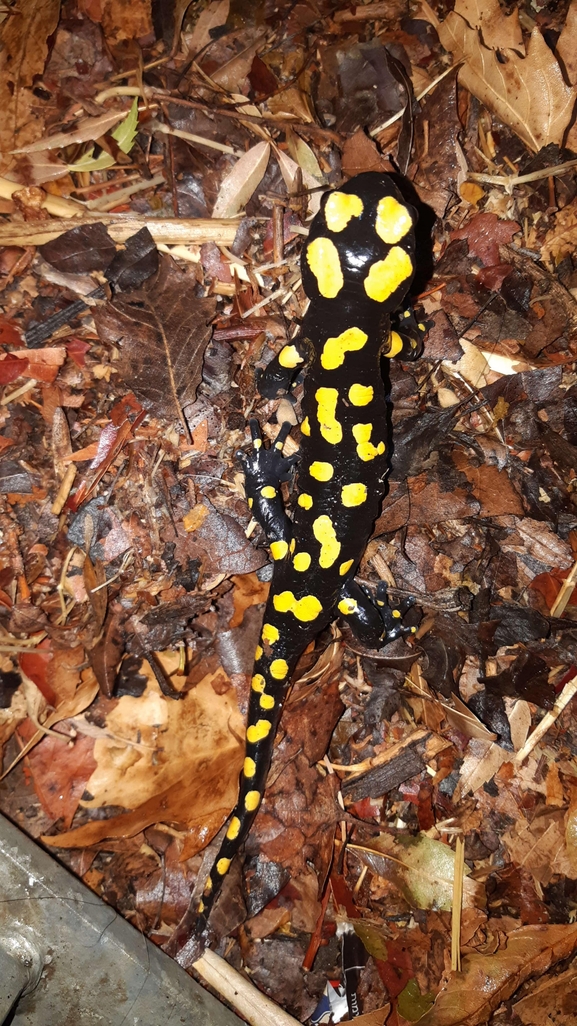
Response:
[189, 172, 425, 941]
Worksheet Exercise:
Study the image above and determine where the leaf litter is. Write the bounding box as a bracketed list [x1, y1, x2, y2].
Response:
[0, 0, 576, 1023]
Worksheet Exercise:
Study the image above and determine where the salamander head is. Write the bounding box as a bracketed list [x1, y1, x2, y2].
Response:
[302, 172, 417, 311]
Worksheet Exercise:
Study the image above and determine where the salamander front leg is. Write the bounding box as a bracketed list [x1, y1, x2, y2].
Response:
[237, 419, 298, 553]
[256, 334, 311, 398]
[338, 579, 417, 647]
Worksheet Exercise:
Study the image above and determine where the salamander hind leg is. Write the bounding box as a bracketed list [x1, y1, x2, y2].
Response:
[237, 419, 298, 550]
[385, 304, 429, 362]
[338, 579, 417, 647]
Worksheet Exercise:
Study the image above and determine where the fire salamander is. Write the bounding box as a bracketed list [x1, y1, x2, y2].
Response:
[170, 172, 426, 956]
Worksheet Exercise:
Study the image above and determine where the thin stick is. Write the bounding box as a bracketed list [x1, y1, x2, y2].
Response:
[451, 836, 465, 972]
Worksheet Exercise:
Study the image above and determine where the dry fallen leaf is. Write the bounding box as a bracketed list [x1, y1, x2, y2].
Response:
[93, 255, 216, 432]
[212, 141, 271, 218]
[0, 0, 61, 166]
[416, 922, 577, 1026]
[42, 668, 245, 850]
[422, 1, 577, 152]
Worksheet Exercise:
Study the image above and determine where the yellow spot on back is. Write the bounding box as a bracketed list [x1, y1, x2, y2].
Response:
[290, 538, 296, 553]
[204, 879, 213, 894]
[260, 693, 275, 710]
[293, 551, 311, 572]
[273, 591, 323, 621]
[364, 247, 413, 303]
[321, 326, 368, 371]
[341, 483, 368, 507]
[301, 416, 311, 436]
[348, 383, 373, 406]
[278, 344, 304, 369]
[385, 331, 403, 358]
[247, 719, 272, 743]
[375, 196, 412, 244]
[198, 900, 205, 912]
[352, 422, 386, 462]
[306, 237, 343, 298]
[262, 623, 279, 644]
[248, 497, 253, 509]
[309, 461, 333, 481]
[324, 191, 363, 231]
[255, 646, 263, 660]
[313, 515, 341, 568]
[270, 658, 289, 679]
[315, 387, 342, 445]
[245, 790, 261, 812]
[270, 540, 288, 560]
[252, 674, 266, 692]
[338, 597, 358, 615]
[244, 757, 256, 777]
[339, 559, 354, 576]
[261, 485, 276, 499]
[217, 858, 231, 875]
[227, 816, 241, 840]
[298, 493, 313, 509]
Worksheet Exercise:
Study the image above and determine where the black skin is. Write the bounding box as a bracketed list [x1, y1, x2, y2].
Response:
[166, 172, 426, 962]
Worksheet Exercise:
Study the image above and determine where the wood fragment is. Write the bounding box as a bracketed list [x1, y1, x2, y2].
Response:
[0, 215, 242, 248]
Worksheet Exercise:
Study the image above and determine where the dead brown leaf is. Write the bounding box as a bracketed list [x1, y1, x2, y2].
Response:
[423, 2, 577, 152]
[416, 922, 577, 1026]
[93, 256, 216, 433]
[0, 0, 61, 167]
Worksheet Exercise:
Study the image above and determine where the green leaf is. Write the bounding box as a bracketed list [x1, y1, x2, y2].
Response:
[67, 99, 139, 173]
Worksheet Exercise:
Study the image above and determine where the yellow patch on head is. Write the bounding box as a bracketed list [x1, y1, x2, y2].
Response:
[255, 646, 263, 660]
[352, 422, 386, 462]
[385, 330, 403, 358]
[244, 757, 256, 777]
[198, 900, 205, 913]
[321, 326, 368, 371]
[293, 551, 311, 572]
[247, 719, 272, 743]
[217, 858, 231, 875]
[261, 485, 277, 499]
[309, 460, 334, 481]
[339, 559, 354, 576]
[364, 247, 413, 303]
[375, 195, 412, 244]
[315, 387, 342, 445]
[306, 237, 343, 298]
[298, 493, 313, 509]
[270, 540, 288, 560]
[348, 383, 373, 406]
[313, 515, 341, 569]
[245, 790, 261, 812]
[270, 658, 289, 679]
[273, 590, 323, 621]
[341, 482, 368, 507]
[324, 191, 363, 232]
[252, 674, 266, 692]
[226, 816, 241, 841]
[301, 416, 311, 436]
[338, 597, 359, 615]
[262, 623, 279, 644]
[278, 344, 304, 369]
[260, 693, 275, 710]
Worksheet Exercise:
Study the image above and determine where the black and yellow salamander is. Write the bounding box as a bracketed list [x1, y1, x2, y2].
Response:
[169, 172, 426, 957]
